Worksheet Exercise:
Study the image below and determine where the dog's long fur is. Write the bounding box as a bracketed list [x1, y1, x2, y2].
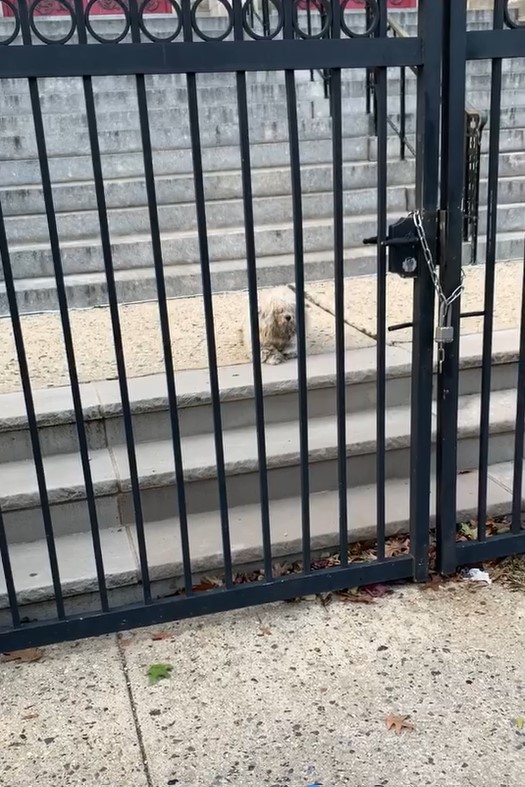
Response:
[243, 288, 305, 365]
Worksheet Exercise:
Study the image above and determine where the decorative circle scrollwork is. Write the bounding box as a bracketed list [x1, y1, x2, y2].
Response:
[84, 0, 130, 43]
[292, 0, 331, 39]
[0, 0, 21, 45]
[504, 0, 524, 28]
[29, 0, 76, 44]
[191, 0, 233, 42]
[139, 0, 182, 41]
[340, 0, 379, 38]
[242, 0, 283, 40]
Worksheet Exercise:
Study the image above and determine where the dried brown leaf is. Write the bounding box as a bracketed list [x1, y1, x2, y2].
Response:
[257, 624, 272, 636]
[362, 583, 393, 598]
[385, 537, 410, 558]
[2, 648, 43, 663]
[151, 631, 171, 641]
[272, 562, 293, 577]
[21, 712, 39, 720]
[420, 574, 446, 591]
[385, 712, 416, 734]
[193, 576, 223, 592]
[343, 593, 376, 604]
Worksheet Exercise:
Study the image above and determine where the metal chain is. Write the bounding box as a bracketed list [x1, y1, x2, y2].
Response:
[410, 209, 464, 312]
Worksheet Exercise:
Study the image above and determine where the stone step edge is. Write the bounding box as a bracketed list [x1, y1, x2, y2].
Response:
[1, 139, 523, 189]
[0, 464, 518, 613]
[6, 205, 525, 254]
[0, 106, 523, 158]
[3, 172, 525, 222]
[3, 150, 522, 198]
[0, 329, 519, 434]
[0, 385, 518, 513]
[2, 182, 413, 224]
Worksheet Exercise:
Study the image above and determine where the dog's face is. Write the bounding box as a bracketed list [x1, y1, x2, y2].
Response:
[260, 298, 296, 340]
[273, 302, 296, 335]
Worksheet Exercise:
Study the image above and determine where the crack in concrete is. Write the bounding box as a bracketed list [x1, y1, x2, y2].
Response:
[116, 635, 154, 787]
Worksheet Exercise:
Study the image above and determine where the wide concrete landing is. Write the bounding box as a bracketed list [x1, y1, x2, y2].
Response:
[1, 584, 525, 786]
[1, 261, 523, 394]
[305, 259, 524, 343]
[0, 287, 373, 394]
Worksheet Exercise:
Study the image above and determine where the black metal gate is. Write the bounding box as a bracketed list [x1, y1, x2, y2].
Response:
[436, 0, 525, 573]
[0, 0, 523, 652]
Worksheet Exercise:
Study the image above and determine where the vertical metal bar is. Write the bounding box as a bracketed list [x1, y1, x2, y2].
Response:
[512, 246, 525, 534]
[410, 0, 443, 579]
[181, 0, 233, 587]
[476, 0, 504, 542]
[127, 0, 193, 594]
[262, 0, 270, 37]
[471, 123, 483, 266]
[307, 0, 314, 81]
[232, 0, 272, 581]
[400, 65, 406, 161]
[330, 0, 347, 567]
[0, 504, 20, 628]
[435, 0, 466, 575]
[0, 199, 65, 620]
[16, 0, 109, 612]
[283, 0, 310, 571]
[374, 0, 387, 561]
[462, 123, 470, 242]
[72, 0, 151, 604]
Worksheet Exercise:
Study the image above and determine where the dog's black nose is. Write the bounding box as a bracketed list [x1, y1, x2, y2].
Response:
[285, 314, 291, 321]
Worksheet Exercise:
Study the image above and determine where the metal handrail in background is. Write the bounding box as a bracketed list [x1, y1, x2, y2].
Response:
[366, 15, 487, 266]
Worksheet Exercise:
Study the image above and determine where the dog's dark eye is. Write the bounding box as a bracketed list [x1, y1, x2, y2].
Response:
[285, 314, 291, 321]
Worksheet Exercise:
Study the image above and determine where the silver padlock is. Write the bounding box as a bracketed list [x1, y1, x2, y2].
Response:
[435, 301, 454, 344]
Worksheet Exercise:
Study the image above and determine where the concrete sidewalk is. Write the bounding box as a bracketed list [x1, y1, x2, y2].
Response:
[1, 583, 524, 787]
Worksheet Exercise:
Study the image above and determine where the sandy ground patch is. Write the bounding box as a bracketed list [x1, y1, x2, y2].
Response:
[0, 286, 374, 393]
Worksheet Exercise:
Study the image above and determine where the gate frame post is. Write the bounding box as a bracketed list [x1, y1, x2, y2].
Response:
[409, 0, 443, 581]
[435, 0, 468, 575]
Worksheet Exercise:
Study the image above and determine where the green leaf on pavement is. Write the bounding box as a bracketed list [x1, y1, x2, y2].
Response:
[515, 716, 525, 730]
[147, 663, 173, 685]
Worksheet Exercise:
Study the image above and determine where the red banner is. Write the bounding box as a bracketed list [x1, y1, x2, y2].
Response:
[1, 0, 173, 15]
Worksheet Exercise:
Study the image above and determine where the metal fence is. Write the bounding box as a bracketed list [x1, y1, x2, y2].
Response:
[0, 0, 524, 651]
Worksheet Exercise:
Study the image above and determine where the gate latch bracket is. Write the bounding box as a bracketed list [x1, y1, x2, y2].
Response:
[363, 215, 420, 279]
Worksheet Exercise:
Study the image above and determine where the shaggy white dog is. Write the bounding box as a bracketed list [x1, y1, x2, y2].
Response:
[243, 288, 306, 365]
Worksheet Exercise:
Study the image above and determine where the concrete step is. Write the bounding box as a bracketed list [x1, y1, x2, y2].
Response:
[0, 344, 411, 462]
[0, 80, 327, 116]
[2, 104, 524, 167]
[0, 330, 519, 463]
[0, 135, 372, 187]
[2, 86, 524, 142]
[1, 125, 524, 189]
[0, 97, 332, 141]
[5, 69, 525, 117]
[0, 381, 519, 544]
[3, 151, 524, 217]
[1, 211, 393, 281]
[2, 178, 523, 248]
[4, 103, 524, 166]
[1, 230, 521, 314]
[0, 113, 371, 161]
[1, 202, 521, 279]
[0, 464, 517, 616]
[0, 232, 522, 319]
[2, 184, 411, 245]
